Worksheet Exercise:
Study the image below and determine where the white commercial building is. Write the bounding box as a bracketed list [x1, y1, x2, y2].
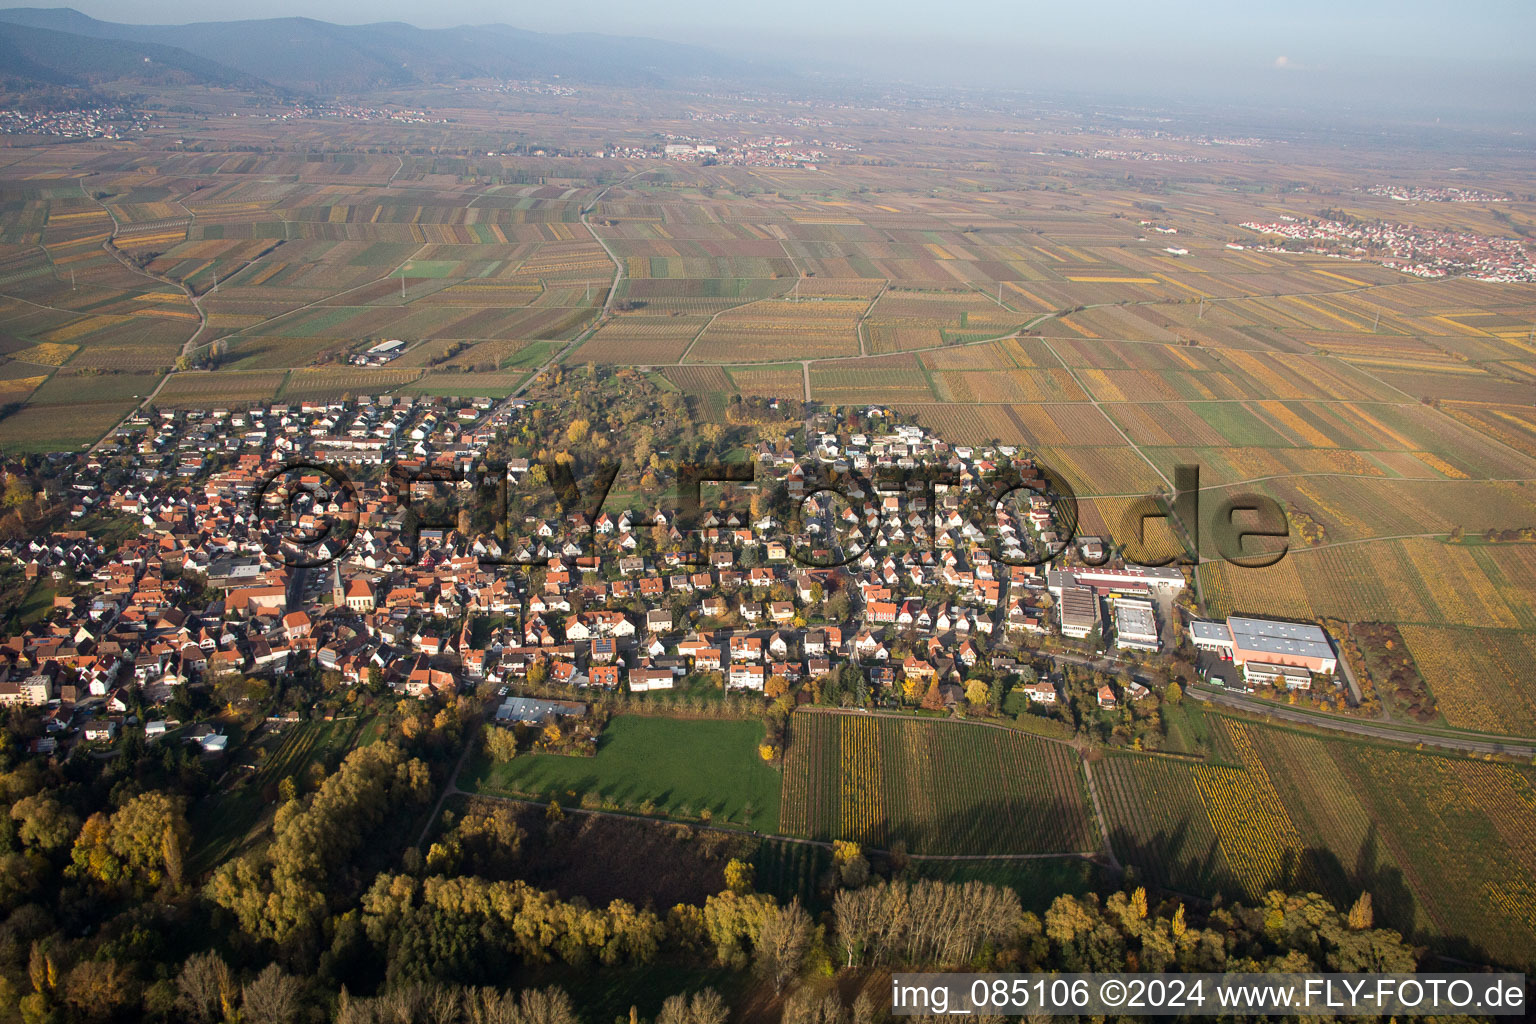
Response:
[1113, 598, 1160, 651]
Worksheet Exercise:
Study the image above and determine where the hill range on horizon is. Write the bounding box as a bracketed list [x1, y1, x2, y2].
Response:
[0, 6, 772, 95]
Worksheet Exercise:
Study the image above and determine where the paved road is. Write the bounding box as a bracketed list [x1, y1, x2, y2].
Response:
[503, 173, 641, 402]
[1190, 685, 1536, 757]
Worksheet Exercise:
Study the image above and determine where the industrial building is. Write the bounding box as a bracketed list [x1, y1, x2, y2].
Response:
[1112, 598, 1160, 651]
[1046, 565, 1186, 595]
[1058, 584, 1100, 639]
[1188, 615, 1337, 686]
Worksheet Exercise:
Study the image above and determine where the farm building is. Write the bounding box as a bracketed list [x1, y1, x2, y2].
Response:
[354, 339, 405, 365]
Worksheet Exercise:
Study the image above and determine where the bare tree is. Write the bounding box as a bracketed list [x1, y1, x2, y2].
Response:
[756, 899, 812, 994]
[511, 986, 579, 1024]
[241, 963, 302, 1024]
[781, 988, 846, 1024]
[852, 991, 879, 1024]
[464, 986, 521, 1024]
[658, 989, 729, 1024]
[175, 951, 232, 1024]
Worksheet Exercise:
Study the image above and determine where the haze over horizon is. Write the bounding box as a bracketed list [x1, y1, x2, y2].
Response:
[23, 0, 1536, 125]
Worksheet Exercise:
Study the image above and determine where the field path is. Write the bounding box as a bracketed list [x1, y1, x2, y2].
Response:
[450, 787, 1105, 865]
[507, 172, 643, 399]
[1079, 757, 1123, 872]
[1189, 685, 1536, 757]
[77, 177, 209, 358]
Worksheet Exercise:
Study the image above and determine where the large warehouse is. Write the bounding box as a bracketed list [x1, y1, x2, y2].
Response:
[1189, 616, 1337, 678]
[1113, 598, 1160, 651]
[1058, 584, 1100, 639]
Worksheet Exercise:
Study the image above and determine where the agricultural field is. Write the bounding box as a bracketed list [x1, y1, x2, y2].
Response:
[685, 299, 864, 362]
[577, 314, 709, 364]
[279, 366, 424, 400]
[401, 369, 530, 397]
[155, 370, 287, 407]
[778, 711, 1097, 855]
[464, 715, 781, 831]
[0, 118, 1533, 720]
[725, 364, 804, 401]
[1097, 716, 1536, 969]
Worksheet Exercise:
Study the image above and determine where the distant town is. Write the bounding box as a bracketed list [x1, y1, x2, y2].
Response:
[1241, 212, 1536, 282]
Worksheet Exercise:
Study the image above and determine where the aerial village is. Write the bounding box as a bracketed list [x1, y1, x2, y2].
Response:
[0, 388, 1340, 758]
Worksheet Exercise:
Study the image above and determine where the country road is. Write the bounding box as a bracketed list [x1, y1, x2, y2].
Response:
[504, 172, 640, 401]
[1189, 685, 1536, 757]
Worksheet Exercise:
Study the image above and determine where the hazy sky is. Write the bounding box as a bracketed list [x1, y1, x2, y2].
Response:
[56, 0, 1534, 56]
[43, 1, 1536, 120]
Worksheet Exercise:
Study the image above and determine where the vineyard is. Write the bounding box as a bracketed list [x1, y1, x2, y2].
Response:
[686, 299, 864, 362]
[752, 838, 832, 909]
[579, 315, 709, 364]
[778, 711, 1097, 856]
[1096, 716, 1536, 969]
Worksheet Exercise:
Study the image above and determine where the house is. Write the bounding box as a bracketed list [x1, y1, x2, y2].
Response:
[629, 667, 675, 692]
[728, 663, 765, 690]
[854, 633, 888, 660]
[197, 733, 229, 754]
[902, 655, 936, 681]
[19, 675, 52, 705]
[84, 720, 118, 742]
[730, 636, 763, 662]
[588, 664, 621, 689]
[1097, 684, 1118, 710]
[646, 608, 674, 633]
[1022, 681, 1057, 704]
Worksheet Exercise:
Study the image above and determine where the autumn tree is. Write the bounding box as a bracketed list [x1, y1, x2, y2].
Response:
[723, 859, 754, 895]
[10, 794, 79, 852]
[69, 791, 190, 895]
[62, 959, 134, 1023]
[1347, 892, 1373, 930]
[485, 727, 520, 763]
